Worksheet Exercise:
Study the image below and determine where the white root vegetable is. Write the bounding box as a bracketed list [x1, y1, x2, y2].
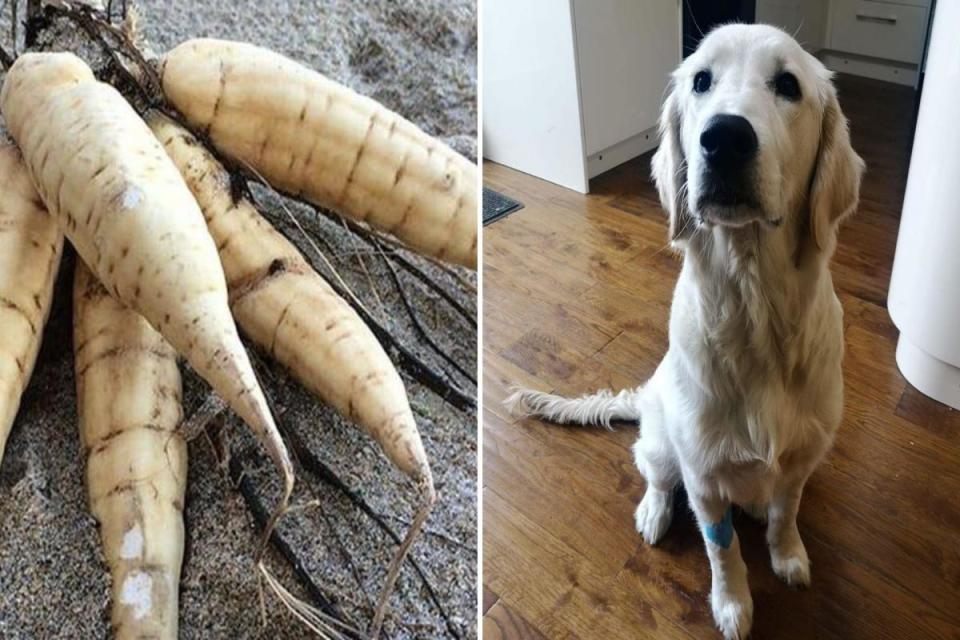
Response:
[147, 113, 435, 637]
[0, 143, 63, 464]
[0, 52, 294, 512]
[74, 262, 186, 640]
[160, 38, 478, 269]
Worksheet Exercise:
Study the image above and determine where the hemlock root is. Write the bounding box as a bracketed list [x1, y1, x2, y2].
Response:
[149, 114, 434, 486]
[0, 51, 296, 523]
[0, 144, 63, 465]
[74, 263, 186, 640]
[161, 38, 478, 269]
[146, 116, 440, 634]
[0, 1, 474, 636]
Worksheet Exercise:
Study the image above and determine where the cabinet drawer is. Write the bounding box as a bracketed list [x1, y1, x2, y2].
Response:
[829, 0, 927, 64]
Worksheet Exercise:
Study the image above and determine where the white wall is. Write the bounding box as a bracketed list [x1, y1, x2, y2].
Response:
[482, 0, 589, 192]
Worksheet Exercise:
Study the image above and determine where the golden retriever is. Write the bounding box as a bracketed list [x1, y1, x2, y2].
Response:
[506, 23, 864, 639]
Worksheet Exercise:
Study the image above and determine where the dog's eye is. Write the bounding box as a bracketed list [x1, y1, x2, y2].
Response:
[774, 72, 801, 101]
[693, 70, 712, 94]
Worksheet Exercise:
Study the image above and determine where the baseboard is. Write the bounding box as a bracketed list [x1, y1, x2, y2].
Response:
[586, 125, 659, 179]
[819, 50, 918, 87]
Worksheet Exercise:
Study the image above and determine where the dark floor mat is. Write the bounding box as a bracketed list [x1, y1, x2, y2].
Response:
[483, 187, 524, 225]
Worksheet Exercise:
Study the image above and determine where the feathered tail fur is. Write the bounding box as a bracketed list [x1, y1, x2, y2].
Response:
[503, 387, 642, 429]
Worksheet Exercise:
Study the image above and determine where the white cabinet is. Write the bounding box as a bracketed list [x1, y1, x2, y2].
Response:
[482, 0, 588, 192]
[821, 0, 931, 85]
[757, 0, 931, 86]
[483, 1, 680, 193]
[828, 0, 927, 64]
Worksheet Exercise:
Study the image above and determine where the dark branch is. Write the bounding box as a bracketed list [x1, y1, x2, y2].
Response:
[373, 230, 477, 296]
[376, 239, 476, 385]
[312, 206, 476, 325]
[10, 0, 16, 55]
[284, 428, 463, 640]
[24, 0, 45, 48]
[0, 42, 12, 69]
[227, 454, 364, 640]
[330, 268, 475, 413]
[384, 248, 476, 327]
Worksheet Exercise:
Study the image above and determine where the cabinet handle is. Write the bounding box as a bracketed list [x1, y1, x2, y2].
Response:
[855, 13, 897, 25]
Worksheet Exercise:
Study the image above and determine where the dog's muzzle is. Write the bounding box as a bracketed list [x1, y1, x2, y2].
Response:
[697, 114, 761, 220]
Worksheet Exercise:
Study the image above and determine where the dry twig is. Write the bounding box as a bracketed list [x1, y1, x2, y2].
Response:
[228, 454, 363, 639]
[283, 428, 461, 640]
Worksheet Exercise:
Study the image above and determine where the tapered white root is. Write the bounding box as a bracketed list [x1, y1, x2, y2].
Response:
[0, 143, 63, 465]
[160, 38, 478, 268]
[74, 263, 186, 640]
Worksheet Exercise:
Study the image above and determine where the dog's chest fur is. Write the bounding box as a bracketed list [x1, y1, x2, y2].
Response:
[668, 226, 843, 500]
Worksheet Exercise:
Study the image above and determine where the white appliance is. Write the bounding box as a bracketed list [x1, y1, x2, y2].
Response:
[888, 1, 960, 409]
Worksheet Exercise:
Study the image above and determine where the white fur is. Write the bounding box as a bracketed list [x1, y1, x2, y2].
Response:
[503, 387, 641, 429]
[505, 24, 863, 640]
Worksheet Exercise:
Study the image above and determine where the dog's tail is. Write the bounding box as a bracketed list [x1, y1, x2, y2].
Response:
[503, 387, 641, 429]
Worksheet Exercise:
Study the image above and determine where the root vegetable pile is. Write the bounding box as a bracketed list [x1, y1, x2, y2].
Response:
[0, 17, 475, 639]
[1, 51, 295, 514]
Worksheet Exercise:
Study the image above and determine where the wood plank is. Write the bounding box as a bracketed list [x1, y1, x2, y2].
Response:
[484, 410, 643, 574]
[896, 383, 960, 441]
[483, 487, 695, 640]
[482, 601, 551, 640]
[482, 350, 544, 425]
[483, 586, 500, 616]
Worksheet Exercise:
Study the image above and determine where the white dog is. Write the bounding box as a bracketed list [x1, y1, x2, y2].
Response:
[505, 24, 864, 639]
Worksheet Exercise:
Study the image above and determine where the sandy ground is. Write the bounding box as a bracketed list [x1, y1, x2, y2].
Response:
[0, 1, 477, 638]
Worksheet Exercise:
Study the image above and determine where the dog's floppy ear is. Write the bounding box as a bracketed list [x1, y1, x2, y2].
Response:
[808, 83, 865, 251]
[651, 78, 689, 242]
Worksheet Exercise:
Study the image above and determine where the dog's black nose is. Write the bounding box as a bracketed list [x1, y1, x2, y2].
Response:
[700, 115, 758, 170]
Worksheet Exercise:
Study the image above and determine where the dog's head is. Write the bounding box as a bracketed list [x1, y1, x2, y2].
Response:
[652, 24, 864, 250]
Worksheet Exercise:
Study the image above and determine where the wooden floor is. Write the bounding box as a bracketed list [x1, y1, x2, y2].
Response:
[481, 74, 960, 640]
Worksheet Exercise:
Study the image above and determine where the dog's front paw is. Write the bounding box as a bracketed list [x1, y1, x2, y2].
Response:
[711, 588, 753, 640]
[771, 545, 811, 588]
[635, 489, 673, 545]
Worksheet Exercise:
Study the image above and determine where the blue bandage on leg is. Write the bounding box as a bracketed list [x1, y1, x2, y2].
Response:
[705, 507, 734, 549]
